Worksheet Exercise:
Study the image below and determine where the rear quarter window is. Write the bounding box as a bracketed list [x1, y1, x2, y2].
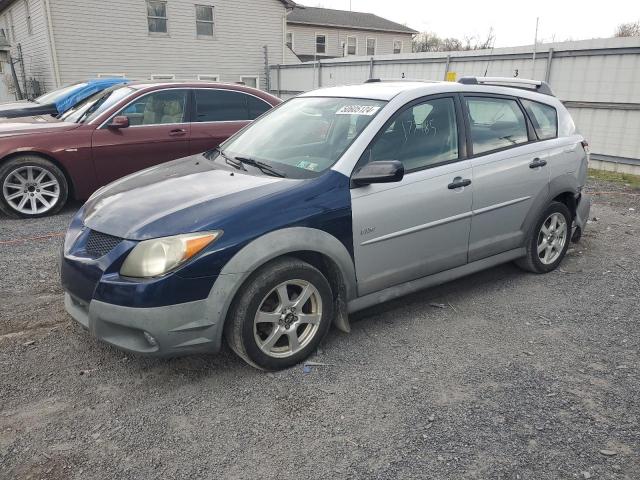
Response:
[521, 99, 558, 140]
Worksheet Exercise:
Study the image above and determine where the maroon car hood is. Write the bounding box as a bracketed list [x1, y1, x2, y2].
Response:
[0, 119, 80, 137]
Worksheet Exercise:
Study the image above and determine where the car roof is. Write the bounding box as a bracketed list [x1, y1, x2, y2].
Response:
[126, 81, 254, 90]
[299, 80, 559, 106]
[299, 81, 438, 101]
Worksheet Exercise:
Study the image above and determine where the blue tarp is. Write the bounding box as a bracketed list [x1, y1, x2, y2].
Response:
[54, 78, 130, 114]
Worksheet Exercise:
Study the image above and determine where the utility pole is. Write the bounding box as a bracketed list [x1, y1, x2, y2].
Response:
[532, 17, 539, 79]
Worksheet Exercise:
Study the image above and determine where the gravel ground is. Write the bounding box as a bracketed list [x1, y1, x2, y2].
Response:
[1, 178, 639, 480]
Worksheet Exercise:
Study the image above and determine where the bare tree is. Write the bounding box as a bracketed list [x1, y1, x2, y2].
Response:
[413, 28, 494, 53]
[615, 21, 640, 37]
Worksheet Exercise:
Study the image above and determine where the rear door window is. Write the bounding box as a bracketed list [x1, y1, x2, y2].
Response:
[521, 99, 558, 140]
[465, 97, 529, 155]
[194, 89, 248, 122]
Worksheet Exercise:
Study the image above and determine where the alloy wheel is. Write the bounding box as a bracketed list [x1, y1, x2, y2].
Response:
[253, 279, 323, 358]
[2, 166, 60, 215]
[537, 212, 568, 265]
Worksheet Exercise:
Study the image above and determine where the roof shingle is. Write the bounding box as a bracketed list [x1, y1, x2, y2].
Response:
[287, 6, 417, 34]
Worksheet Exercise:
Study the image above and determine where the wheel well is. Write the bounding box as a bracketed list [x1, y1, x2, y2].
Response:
[285, 251, 348, 303]
[552, 192, 576, 219]
[225, 250, 351, 333]
[0, 151, 76, 199]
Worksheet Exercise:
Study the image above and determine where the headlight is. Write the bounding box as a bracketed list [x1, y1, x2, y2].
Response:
[120, 231, 221, 278]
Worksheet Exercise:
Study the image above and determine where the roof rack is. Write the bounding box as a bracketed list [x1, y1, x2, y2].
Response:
[458, 76, 555, 96]
[364, 78, 435, 84]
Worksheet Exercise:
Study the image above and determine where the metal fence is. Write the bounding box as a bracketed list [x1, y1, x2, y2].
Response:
[269, 37, 640, 173]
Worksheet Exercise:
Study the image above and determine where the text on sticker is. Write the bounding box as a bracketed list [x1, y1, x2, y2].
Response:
[336, 105, 381, 116]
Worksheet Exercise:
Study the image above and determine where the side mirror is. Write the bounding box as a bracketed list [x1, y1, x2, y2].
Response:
[352, 160, 405, 186]
[109, 116, 130, 129]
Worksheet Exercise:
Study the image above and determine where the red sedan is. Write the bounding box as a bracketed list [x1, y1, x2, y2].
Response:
[0, 82, 281, 218]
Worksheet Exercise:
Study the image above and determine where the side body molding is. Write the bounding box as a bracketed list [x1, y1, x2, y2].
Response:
[204, 227, 357, 350]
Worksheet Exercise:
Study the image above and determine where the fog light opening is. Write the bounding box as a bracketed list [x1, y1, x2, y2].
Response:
[143, 331, 158, 348]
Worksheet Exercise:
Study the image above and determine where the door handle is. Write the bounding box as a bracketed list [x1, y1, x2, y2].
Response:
[448, 177, 472, 190]
[169, 128, 187, 137]
[529, 158, 547, 168]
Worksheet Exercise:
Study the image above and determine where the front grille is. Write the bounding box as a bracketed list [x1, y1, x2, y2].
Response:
[85, 229, 123, 258]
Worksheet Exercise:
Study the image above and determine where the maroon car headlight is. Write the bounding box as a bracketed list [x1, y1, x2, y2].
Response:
[120, 231, 222, 278]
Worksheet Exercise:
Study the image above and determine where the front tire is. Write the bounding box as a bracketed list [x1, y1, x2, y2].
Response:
[0, 156, 68, 218]
[516, 201, 572, 273]
[225, 257, 333, 370]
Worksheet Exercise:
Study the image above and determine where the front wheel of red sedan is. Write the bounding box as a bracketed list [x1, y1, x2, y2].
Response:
[0, 156, 68, 218]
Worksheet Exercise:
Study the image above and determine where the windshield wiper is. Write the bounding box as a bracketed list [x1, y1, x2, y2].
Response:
[234, 156, 286, 178]
[211, 147, 246, 171]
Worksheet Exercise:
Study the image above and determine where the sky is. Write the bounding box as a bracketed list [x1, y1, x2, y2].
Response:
[307, 0, 639, 47]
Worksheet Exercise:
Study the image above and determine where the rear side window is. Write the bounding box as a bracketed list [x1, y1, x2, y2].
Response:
[194, 89, 249, 122]
[465, 97, 529, 155]
[521, 99, 558, 140]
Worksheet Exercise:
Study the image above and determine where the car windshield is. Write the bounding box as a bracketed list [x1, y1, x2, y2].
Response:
[213, 97, 387, 179]
[59, 86, 135, 124]
[34, 82, 87, 105]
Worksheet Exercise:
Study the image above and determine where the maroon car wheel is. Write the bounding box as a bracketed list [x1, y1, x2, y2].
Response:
[0, 156, 68, 218]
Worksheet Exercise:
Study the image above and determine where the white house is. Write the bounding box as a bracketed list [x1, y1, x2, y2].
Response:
[286, 5, 417, 62]
[0, 0, 296, 101]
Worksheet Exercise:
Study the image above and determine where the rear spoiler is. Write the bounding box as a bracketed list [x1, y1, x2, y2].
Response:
[458, 76, 555, 96]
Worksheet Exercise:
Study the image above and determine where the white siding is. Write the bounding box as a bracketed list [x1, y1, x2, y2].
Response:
[287, 23, 413, 58]
[0, 0, 56, 101]
[49, 0, 288, 90]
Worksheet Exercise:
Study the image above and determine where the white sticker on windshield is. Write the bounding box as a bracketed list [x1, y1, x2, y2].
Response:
[336, 105, 381, 116]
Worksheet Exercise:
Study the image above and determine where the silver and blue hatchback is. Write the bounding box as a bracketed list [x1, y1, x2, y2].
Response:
[61, 77, 591, 370]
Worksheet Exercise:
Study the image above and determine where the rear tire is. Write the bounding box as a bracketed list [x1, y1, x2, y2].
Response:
[516, 201, 572, 274]
[225, 257, 333, 371]
[0, 156, 68, 218]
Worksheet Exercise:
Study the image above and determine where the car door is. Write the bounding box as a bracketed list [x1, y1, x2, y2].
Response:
[351, 95, 473, 296]
[189, 89, 273, 155]
[463, 94, 551, 262]
[91, 89, 190, 186]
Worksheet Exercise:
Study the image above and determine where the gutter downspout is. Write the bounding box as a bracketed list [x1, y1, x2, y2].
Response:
[43, 0, 61, 87]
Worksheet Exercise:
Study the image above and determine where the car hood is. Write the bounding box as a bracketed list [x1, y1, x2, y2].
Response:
[0, 119, 79, 137]
[83, 155, 292, 240]
[0, 100, 58, 119]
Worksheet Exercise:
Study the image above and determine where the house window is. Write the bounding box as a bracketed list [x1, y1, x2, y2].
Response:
[316, 34, 326, 54]
[195, 5, 214, 37]
[366, 37, 376, 56]
[197, 74, 220, 81]
[346, 36, 356, 55]
[150, 74, 175, 80]
[286, 31, 293, 49]
[240, 76, 259, 89]
[147, 0, 168, 34]
[24, 0, 32, 35]
[393, 39, 402, 54]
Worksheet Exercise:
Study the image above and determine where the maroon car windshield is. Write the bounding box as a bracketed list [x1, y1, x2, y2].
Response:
[60, 87, 135, 124]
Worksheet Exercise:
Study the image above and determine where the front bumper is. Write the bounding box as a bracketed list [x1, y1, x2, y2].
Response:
[65, 293, 222, 356]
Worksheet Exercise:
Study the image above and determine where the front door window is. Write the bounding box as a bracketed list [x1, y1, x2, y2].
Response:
[117, 90, 188, 126]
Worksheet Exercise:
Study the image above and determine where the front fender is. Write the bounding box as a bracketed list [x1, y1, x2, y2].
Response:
[204, 227, 357, 350]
